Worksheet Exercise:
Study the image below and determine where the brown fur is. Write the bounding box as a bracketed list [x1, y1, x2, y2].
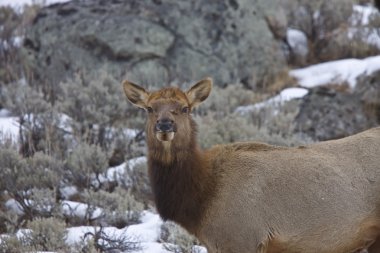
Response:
[123, 78, 380, 253]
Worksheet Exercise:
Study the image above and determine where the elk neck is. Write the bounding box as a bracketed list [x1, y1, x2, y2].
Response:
[146, 120, 215, 234]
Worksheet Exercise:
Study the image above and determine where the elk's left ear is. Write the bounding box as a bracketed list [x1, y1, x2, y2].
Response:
[186, 77, 213, 108]
[123, 80, 150, 109]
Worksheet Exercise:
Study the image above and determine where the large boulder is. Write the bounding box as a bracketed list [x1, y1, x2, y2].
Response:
[295, 70, 380, 141]
[22, 0, 288, 89]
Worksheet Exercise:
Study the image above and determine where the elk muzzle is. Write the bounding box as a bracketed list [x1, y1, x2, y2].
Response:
[155, 118, 176, 142]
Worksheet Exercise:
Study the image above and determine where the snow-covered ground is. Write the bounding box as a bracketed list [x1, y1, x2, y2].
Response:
[290, 55, 380, 89]
[3, 211, 171, 253]
[98, 156, 147, 187]
[0, 116, 19, 141]
[236, 54, 380, 114]
[235, 87, 308, 114]
[287, 29, 308, 57]
[65, 211, 170, 253]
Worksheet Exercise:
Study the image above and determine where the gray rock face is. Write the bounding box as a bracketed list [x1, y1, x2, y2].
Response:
[295, 71, 380, 141]
[23, 0, 287, 88]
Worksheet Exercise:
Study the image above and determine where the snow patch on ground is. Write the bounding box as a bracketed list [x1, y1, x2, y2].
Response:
[61, 200, 103, 220]
[235, 87, 308, 114]
[93, 156, 147, 188]
[5, 198, 103, 220]
[65, 211, 171, 253]
[5, 199, 24, 215]
[126, 211, 162, 243]
[0, 115, 19, 142]
[59, 185, 78, 199]
[0, 0, 71, 10]
[290, 55, 380, 89]
[236, 54, 380, 114]
[6, 211, 173, 252]
[287, 29, 308, 56]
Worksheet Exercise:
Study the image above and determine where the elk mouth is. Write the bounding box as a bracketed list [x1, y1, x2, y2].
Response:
[156, 131, 175, 142]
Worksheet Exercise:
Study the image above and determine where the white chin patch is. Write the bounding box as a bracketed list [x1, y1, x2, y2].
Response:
[156, 132, 175, 142]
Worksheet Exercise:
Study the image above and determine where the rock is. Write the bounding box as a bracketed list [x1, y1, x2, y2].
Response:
[295, 70, 380, 141]
[22, 0, 287, 89]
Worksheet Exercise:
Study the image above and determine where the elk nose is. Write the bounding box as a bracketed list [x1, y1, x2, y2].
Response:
[156, 118, 175, 132]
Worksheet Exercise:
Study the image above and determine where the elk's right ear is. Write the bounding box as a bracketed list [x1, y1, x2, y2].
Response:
[186, 77, 213, 109]
[123, 80, 149, 109]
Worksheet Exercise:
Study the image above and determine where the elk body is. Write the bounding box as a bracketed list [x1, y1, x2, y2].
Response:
[123, 78, 380, 253]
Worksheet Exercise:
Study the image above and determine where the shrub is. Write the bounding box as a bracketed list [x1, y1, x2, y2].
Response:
[22, 217, 68, 252]
[284, 0, 380, 64]
[65, 142, 108, 190]
[0, 149, 62, 230]
[196, 99, 311, 149]
[0, 148, 61, 195]
[74, 226, 141, 253]
[0, 7, 22, 85]
[123, 161, 152, 205]
[82, 187, 143, 227]
[160, 221, 202, 253]
[195, 83, 260, 116]
[1, 80, 69, 157]
[0, 217, 68, 252]
[57, 70, 140, 147]
[0, 234, 25, 253]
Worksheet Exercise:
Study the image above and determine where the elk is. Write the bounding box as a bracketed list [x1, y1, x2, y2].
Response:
[123, 77, 380, 253]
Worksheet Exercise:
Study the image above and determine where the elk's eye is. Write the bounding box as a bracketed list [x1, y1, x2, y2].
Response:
[182, 107, 189, 114]
[147, 107, 153, 113]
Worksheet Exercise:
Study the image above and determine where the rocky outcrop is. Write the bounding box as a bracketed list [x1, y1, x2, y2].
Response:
[22, 0, 288, 88]
[295, 70, 380, 141]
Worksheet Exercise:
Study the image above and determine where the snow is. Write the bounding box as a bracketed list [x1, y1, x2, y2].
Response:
[61, 200, 103, 220]
[108, 156, 146, 179]
[57, 113, 73, 133]
[193, 245, 208, 253]
[287, 29, 308, 56]
[137, 243, 171, 253]
[6, 198, 103, 220]
[347, 5, 380, 49]
[126, 211, 162, 243]
[351, 5, 379, 26]
[0, 115, 19, 141]
[0, 0, 71, 10]
[236, 56, 380, 113]
[65, 211, 171, 253]
[235, 87, 308, 114]
[0, 109, 11, 117]
[0, 112, 137, 146]
[10, 212, 171, 253]
[290, 55, 380, 89]
[5, 199, 24, 215]
[59, 185, 78, 199]
[94, 156, 147, 188]
[127, 156, 147, 170]
[125, 128, 140, 139]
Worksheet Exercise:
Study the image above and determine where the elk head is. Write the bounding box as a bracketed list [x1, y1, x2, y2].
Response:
[123, 78, 212, 145]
